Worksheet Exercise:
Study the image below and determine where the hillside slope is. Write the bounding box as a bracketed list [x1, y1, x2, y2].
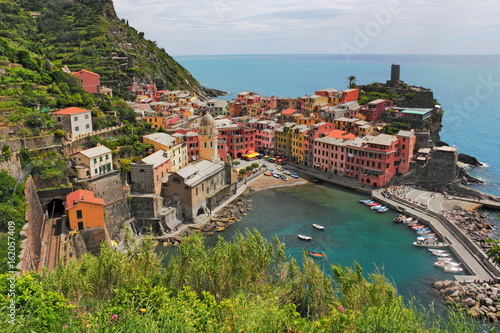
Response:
[2, 0, 218, 98]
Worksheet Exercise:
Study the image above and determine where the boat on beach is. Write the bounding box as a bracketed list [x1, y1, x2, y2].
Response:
[290, 173, 299, 179]
[313, 224, 325, 230]
[298, 234, 312, 241]
[272, 173, 280, 178]
[280, 174, 288, 181]
[308, 251, 325, 258]
[264, 172, 272, 176]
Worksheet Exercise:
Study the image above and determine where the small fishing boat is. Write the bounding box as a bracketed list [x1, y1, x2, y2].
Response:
[298, 234, 312, 241]
[443, 266, 464, 273]
[283, 170, 291, 175]
[393, 214, 406, 223]
[264, 172, 272, 176]
[290, 173, 299, 179]
[308, 251, 325, 258]
[359, 199, 373, 203]
[313, 224, 325, 230]
[377, 207, 389, 213]
[435, 253, 451, 257]
[366, 202, 380, 206]
[272, 173, 280, 178]
[370, 204, 383, 210]
[429, 249, 447, 254]
[280, 174, 288, 181]
[434, 261, 461, 268]
[413, 241, 449, 248]
[437, 257, 453, 262]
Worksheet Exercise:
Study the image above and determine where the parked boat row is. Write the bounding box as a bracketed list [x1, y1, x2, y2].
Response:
[428, 249, 464, 273]
[358, 199, 388, 213]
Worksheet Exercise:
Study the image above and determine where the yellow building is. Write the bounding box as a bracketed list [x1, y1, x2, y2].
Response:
[274, 123, 294, 158]
[144, 116, 165, 130]
[290, 124, 310, 164]
[142, 133, 188, 172]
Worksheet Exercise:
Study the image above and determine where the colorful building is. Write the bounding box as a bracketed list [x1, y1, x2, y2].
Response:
[142, 133, 188, 172]
[51, 107, 93, 139]
[130, 150, 171, 195]
[70, 144, 113, 179]
[360, 99, 393, 122]
[71, 69, 100, 94]
[65, 190, 105, 231]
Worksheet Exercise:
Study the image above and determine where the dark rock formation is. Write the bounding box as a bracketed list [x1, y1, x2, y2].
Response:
[459, 153, 483, 167]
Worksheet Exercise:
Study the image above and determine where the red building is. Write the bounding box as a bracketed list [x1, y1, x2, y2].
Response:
[215, 119, 256, 158]
[360, 99, 394, 122]
[184, 130, 228, 161]
[341, 89, 359, 103]
[71, 69, 100, 94]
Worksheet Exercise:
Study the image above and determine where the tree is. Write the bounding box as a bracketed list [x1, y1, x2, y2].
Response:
[347, 75, 357, 88]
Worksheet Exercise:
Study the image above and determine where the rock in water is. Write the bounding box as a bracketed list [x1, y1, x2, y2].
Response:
[458, 153, 483, 166]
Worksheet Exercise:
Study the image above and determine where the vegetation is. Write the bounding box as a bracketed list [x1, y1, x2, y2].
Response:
[347, 75, 357, 89]
[0, 170, 25, 273]
[0, 230, 486, 332]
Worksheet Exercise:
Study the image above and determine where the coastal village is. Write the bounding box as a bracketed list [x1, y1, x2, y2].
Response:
[6, 63, 500, 321]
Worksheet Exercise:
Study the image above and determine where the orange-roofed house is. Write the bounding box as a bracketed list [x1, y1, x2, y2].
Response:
[51, 107, 93, 139]
[65, 190, 105, 231]
[327, 129, 357, 141]
[71, 69, 100, 94]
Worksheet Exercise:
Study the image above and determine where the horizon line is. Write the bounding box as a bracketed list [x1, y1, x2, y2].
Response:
[172, 53, 500, 57]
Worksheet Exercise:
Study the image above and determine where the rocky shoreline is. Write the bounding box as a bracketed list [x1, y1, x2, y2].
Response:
[443, 206, 495, 252]
[200, 190, 254, 236]
[434, 280, 500, 321]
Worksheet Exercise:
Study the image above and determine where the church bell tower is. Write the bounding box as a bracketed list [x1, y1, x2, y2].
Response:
[198, 111, 218, 161]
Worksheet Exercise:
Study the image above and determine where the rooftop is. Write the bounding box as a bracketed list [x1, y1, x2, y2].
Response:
[400, 109, 432, 115]
[52, 107, 90, 115]
[143, 133, 178, 147]
[73, 144, 111, 158]
[66, 190, 104, 210]
[138, 150, 169, 168]
[175, 159, 225, 187]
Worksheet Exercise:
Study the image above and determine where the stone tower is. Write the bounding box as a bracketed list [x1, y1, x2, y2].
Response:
[199, 111, 218, 161]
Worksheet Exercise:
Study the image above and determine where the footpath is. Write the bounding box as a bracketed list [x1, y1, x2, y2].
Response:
[372, 188, 499, 282]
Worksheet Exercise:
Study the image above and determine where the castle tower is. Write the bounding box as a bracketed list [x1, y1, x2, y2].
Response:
[199, 111, 218, 161]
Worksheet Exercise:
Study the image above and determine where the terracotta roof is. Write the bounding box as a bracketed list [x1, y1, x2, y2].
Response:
[66, 190, 104, 210]
[327, 129, 356, 140]
[52, 107, 90, 115]
[71, 69, 100, 77]
[282, 108, 298, 115]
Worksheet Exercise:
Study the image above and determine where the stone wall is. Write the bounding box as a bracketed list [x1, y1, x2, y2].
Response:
[86, 172, 131, 239]
[20, 177, 45, 272]
[130, 195, 163, 219]
[104, 199, 131, 238]
[1, 134, 62, 152]
[79, 227, 107, 255]
[130, 163, 155, 193]
[0, 156, 21, 179]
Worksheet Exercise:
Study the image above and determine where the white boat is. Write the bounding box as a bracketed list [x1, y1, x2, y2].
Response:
[377, 207, 389, 213]
[417, 236, 437, 241]
[428, 249, 447, 254]
[370, 205, 382, 210]
[413, 241, 449, 248]
[444, 266, 464, 273]
[298, 234, 312, 241]
[435, 253, 451, 257]
[359, 199, 373, 203]
[434, 261, 461, 268]
[437, 257, 453, 262]
[313, 224, 325, 230]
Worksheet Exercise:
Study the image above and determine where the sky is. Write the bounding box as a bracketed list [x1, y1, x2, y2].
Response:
[113, 0, 500, 56]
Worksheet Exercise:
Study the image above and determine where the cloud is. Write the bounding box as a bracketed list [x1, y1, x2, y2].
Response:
[113, 0, 500, 55]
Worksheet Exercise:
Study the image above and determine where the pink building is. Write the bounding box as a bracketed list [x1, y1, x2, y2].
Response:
[71, 69, 100, 94]
[360, 99, 394, 122]
[130, 149, 171, 195]
[248, 120, 279, 155]
[216, 119, 256, 158]
[313, 130, 356, 172]
[184, 131, 228, 161]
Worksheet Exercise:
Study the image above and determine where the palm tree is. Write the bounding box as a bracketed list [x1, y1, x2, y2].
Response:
[347, 75, 357, 88]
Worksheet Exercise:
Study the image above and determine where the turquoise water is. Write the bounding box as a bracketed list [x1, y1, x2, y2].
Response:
[189, 183, 455, 307]
[175, 54, 500, 196]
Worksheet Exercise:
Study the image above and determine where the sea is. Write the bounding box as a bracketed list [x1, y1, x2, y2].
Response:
[160, 54, 500, 309]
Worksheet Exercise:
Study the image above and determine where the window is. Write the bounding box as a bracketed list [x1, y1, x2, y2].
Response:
[94, 158, 97, 163]
[106, 155, 109, 160]
[74, 116, 78, 121]
[76, 210, 83, 219]
[86, 124, 90, 129]
[85, 114, 89, 119]
[75, 126, 79, 131]
[94, 168, 98, 174]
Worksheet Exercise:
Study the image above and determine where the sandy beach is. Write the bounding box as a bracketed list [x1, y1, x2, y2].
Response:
[248, 172, 312, 191]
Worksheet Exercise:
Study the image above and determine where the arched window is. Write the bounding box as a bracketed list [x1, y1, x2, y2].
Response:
[173, 177, 181, 184]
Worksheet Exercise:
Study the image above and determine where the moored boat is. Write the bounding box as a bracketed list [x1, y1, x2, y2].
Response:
[366, 202, 380, 206]
[298, 234, 312, 241]
[413, 241, 449, 248]
[444, 266, 464, 273]
[308, 251, 325, 258]
[429, 249, 447, 254]
[280, 174, 288, 181]
[434, 261, 461, 268]
[264, 172, 272, 176]
[359, 199, 373, 203]
[290, 173, 299, 179]
[313, 224, 325, 230]
[377, 207, 389, 213]
[370, 205, 383, 210]
[272, 173, 280, 178]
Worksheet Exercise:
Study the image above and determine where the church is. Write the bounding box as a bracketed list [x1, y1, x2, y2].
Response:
[161, 112, 237, 221]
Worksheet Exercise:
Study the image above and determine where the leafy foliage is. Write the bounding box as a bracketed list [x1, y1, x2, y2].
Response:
[0, 230, 487, 331]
